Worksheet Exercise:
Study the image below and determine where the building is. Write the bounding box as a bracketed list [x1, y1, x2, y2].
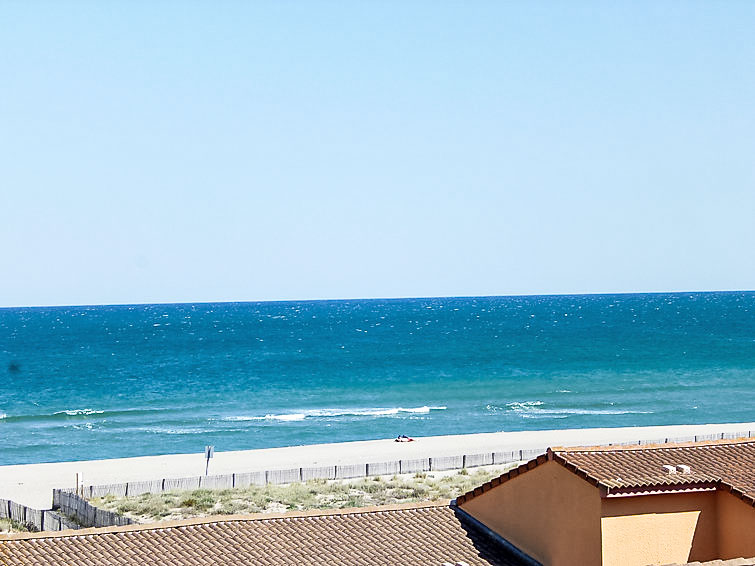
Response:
[0, 501, 531, 566]
[456, 438, 755, 566]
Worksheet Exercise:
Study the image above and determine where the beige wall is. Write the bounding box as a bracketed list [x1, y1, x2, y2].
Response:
[460, 463, 755, 566]
[459, 461, 602, 566]
[716, 491, 755, 559]
[600, 491, 719, 566]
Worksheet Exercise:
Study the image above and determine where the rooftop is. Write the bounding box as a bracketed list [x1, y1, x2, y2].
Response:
[0, 501, 529, 566]
[671, 559, 755, 566]
[457, 438, 755, 505]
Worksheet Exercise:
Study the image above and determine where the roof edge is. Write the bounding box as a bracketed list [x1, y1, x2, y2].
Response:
[456, 453, 550, 505]
[721, 483, 755, 508]
[0, 500, 452, 541]
[605, 483, 719, 498]
[552, 436, 755, 453]
[452, 505, 543, 566]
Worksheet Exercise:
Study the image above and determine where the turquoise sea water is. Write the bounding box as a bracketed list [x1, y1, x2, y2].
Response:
[1, 292, 753, 465]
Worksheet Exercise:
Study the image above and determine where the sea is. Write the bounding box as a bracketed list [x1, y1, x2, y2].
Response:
[1, 292, 753, 466]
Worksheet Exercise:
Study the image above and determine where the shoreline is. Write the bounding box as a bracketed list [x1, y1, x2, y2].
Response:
[3, 421, 754, 509]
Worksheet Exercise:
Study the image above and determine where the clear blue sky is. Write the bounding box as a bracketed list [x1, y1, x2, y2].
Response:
[1, 2, 753, 307]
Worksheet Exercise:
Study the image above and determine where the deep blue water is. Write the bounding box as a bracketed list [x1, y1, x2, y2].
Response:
[1, 292, 753, 465]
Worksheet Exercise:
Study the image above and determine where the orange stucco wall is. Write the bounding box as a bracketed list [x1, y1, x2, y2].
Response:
[459, 461, 602, 566]
[460, 464, 755, 566]
[600, 491, 719, 566]
[716, 491, 755, 559]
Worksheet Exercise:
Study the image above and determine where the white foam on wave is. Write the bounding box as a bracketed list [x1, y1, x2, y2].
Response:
[505, 401, 651, 419]
[315, 406, 446, 417]
[230, 413, 308, 422]
[221, 406, 447, 423]
[67, 422, 95, 430]
[55, 409, 105, 417]
[142, 426, 214, 435]
[505, 401, 543, 409]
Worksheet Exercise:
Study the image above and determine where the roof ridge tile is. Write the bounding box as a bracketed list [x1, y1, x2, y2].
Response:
[552, 436, 755, 453]
[0, 500, 452, 542]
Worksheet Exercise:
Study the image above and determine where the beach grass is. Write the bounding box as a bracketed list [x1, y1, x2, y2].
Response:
[0, 518, 33, 534]
[92, 464, 515, 523]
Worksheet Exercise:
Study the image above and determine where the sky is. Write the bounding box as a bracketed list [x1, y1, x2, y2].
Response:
[1, 1, 754, 307]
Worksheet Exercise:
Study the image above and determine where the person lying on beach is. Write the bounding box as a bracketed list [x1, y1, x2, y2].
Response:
[395, 434, 414, 442]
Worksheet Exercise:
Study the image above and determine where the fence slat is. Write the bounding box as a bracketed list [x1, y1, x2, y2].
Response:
[233, 471, 266, 488]
[90, 483, 127, 498]
[366, 461, 400, 476]
[200, 474, 234, 489]
[520, 448, 546, 461]
[42, 511, 61, 531]
[399, 458, 430, 474]
[26, 508, 43, 530]
[335, 464, 366, 479]
[164, 477, 201, 492]
[126, 479, 164, 496]
[9, 501, 26, 524]
[464, 453, 493, 468]
[301, 466, 336, 481]
[430, 455, 464, 471]
[493, 451, 519, 465]
[266, 468, 301, 485]
[638, 438, 667, 446]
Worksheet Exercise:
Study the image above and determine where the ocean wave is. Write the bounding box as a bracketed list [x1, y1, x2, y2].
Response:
[141, 427, 214, 435]
[67, 422, 95, 430]
[507, 401, 543, 409]
[221, 406, 447, 423]
[225, 413, 307, 422]
[0, 407, 172, 424]
[505, 401, 652, 419]
[54, 409, 105, 417]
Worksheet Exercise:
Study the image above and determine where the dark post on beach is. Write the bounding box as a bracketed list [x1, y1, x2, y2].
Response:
[204, 445, 214, 476]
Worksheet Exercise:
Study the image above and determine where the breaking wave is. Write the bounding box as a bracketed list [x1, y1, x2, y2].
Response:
[221, 406, 447, 423]
[503, 401, 652, 419]
[54, 408, 105, 417]
[0, 407, 172, 423]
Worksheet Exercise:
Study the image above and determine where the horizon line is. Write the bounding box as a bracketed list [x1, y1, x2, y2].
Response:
[1, 288, 752, 310]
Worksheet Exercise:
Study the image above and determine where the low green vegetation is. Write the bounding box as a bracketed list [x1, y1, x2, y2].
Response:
[92, 465, 514, 523]
[0, 518, 33, 534]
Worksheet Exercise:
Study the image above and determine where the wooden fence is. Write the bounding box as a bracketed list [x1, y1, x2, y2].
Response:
[0, 498, 80, 532]
[66, 430, 755, 501]
[63, 447, 547, 501]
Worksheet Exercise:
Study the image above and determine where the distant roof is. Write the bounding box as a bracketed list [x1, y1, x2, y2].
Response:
[670, 558, 755, 566]
[457, 438, 755, 506]
[0, 502, 528, 566]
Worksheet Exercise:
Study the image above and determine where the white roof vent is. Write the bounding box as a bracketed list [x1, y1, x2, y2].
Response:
[662, 465, 677, 474]
[676, 464, 691, 474]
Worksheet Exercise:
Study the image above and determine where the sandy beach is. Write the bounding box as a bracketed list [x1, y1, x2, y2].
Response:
[2, 421, 754, 509]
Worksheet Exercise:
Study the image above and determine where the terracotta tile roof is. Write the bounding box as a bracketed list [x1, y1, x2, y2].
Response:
[0, 502, 529, 565]
[685, 560, 755, 566]
[456, 438, 755, 506]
